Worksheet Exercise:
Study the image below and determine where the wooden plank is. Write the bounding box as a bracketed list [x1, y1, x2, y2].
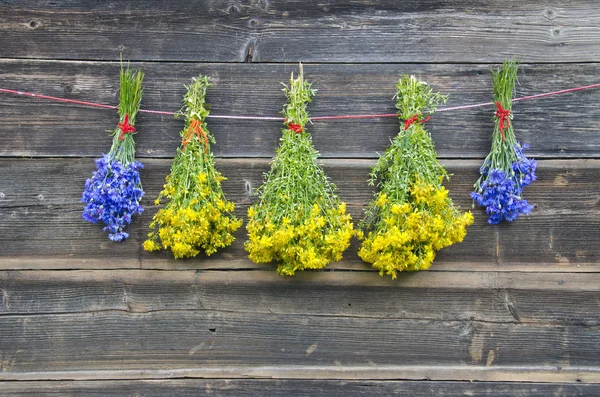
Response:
[1, 379, 600, 396]
[1, 60, 600, 159]
[1, 158, 599, 271]
[0, 309, 598, 374]
[1, 1, 600, 63]
[1, 365, 599, 383]
[1, 270, 599, 326]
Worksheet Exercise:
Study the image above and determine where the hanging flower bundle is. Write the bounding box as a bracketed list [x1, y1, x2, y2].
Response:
[144, 75, 242, 258]
[471, 59, 537, 224]
[81, 66, 145, 242]
[358, 75, 474, 279]
[245, 66, 354, 276]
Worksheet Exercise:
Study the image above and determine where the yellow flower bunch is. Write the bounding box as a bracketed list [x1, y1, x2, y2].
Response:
[245, 65, 354, 276]
[144, 75, 242, 258]
[359, 76, 473, 278]
[247, 201, 353, 276]
[359, 180, 474, 279]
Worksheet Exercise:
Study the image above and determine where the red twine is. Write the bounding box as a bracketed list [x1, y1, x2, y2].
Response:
[404, 114, 431, 131]
[117, 114, 136, 140]
[182, 119, 209, 153]
[287, 123, 303, 134]
[494, 102, 511, 141]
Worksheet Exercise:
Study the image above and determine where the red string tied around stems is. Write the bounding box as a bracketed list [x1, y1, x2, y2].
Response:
[494, 102, 511, 141]
[182, 119, 209, 153]
[283, 118, 303, 134]
[404, 114, 431, 131]
[287, 123, 303, 134]
[117, 114, 136, 140]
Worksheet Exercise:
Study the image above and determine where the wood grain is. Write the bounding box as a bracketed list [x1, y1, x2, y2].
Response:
[2, 1, 600, 391]
[1, 379, 599, 396]
[1, 1, 600, 63]
[1, 158, 598, 271]
[1, 60, 600, 159]
[1, 270, 598, 325]
[0, 309, 598, 374]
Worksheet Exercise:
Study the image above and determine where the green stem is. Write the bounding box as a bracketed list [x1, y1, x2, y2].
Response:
[108, 64, 144, 165]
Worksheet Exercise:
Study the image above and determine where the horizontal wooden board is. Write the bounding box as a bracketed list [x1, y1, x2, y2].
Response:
[1, 270, 599, 326]
[1, 379, 600, 396]
[1, 60, 600, 158]
[0, 309, 598, 374]
[1, 158, 598, 271]
[1, 1, 600, 63]
[1, 365, 600, 383]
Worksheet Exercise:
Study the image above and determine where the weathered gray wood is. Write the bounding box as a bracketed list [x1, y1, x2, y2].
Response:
[0, 1, 599, 393]
[1, 158, 598, 271]
[1, 270, 598, 326]
[1, 60, 600, 158]
[1, 379, 599, 396]
[0, 310, 598, 374]
[1, 1, 600, 63]
[2, 365, 599, 383]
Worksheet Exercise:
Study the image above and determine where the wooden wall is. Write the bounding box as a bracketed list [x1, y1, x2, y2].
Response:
[1, 1, 599, 395]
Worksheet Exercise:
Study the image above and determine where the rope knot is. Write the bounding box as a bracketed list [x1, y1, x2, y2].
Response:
[404, 114, 431, 131]
[494, 102, 511, 141]
[287, 122, 303, 134]
[117, 114, 136, 140]
[182, 119, 209, 153]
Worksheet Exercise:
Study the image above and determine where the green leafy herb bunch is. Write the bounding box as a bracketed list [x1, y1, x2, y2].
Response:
[245, 65, 354, 276]
[358, 75, 474, 279]
[144, 75, 242, 258]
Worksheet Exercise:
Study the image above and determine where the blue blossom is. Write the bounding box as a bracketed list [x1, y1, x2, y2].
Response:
[81, 154, 144, 241]
[472, 144, 536, 224]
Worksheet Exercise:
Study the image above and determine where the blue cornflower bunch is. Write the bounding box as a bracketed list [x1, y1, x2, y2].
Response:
[471, 144, 536, 224]
[472, 59, 537, 224]
[81, 65, 145, 241]
[82, 154, 144, 241]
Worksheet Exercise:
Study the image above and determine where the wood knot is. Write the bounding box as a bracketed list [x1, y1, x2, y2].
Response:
[543, 8, 557, 20]
[227, 4, 241, 16]
[248, 18, 261, 28]
[27, 19, 41, 30]
[258, 0, 270, 12]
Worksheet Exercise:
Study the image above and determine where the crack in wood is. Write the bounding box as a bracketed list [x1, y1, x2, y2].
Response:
[244, 38, 257, 63]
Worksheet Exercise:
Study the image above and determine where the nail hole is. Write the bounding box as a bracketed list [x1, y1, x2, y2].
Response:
[28, 20, 40, 29]
[208, 328, 216, 333]
[0, 192, 5, 199]
[37, 194, 44, 200]
[63, 84, 72, 94]
[248, 18, 261, 28]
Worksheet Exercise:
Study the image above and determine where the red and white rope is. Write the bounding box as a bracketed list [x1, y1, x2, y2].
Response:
[1, 82, 599, 121]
